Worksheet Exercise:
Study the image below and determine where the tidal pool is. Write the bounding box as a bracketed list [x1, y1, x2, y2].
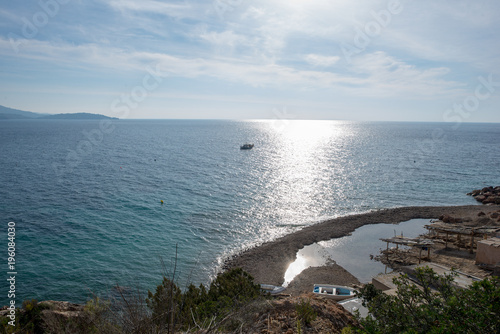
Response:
[284, 218, 433, 286]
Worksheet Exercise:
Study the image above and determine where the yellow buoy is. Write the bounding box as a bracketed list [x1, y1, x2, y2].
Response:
[161, 200, 164, 204]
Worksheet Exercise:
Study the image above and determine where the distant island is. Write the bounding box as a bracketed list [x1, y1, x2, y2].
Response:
[0, 105, 118, 120]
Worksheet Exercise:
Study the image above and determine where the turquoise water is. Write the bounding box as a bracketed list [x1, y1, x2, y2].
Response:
[0, 120, 499, 304]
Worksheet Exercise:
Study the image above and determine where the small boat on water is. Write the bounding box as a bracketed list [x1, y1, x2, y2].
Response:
[260, 284, 286, 295]
[313, 284, 356, 301]
[240, 143, 254, 150]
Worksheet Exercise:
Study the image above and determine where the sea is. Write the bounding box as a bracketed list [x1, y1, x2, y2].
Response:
[0, 119, 499, 305]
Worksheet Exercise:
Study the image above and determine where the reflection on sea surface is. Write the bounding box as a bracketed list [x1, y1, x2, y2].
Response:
[283, 218, 432, 286]
[246, 120, 357, 242]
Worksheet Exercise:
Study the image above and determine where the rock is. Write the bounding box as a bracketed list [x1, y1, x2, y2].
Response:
[483, 196, 500, 204]
[477, 217, 493, 225]
[439, 215, 462, 224]
[39, 301, 84, 322]
[470, 186, 500, 204]
[475, 195, 486, 202]
[478, 212, 486, 216]
[483, 197, 494, 204]
[440, 215, 450, 223]
[491, 212, 499, 219]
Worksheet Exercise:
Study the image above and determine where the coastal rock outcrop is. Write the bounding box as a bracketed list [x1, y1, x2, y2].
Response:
[0, 300, 85, 332]
[467, 186, 500, 205]
[438, 214, 463, 224]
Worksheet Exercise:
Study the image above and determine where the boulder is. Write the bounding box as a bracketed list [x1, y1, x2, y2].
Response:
[478, 212, 486, 217]
[475, 195, 486, 202]
[483, 197, 495, 204]
[472, 189, 482, 196]
[439, 215, 462, 224]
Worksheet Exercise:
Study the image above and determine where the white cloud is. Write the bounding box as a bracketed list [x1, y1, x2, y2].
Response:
[199, 29, 254, 50]
[105, 0, 195, 19]
[0, 37, 464, 100]
[349, 52, 463, 98]
[305, 54, 340, 67]
[2, 0, 499, 120]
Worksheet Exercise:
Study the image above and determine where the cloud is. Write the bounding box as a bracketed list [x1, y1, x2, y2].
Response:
[104, 0, 195, 19]
[199, 29, 255, 51]
[349, 51, 463, 98]
[0, 36, 464, 101]
[305, 54, 340, 67]
[2, 0, 498, 120]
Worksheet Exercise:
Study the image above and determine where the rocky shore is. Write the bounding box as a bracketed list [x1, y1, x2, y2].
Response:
[468, 186, 500, 205]
[224, 204, 500, 293]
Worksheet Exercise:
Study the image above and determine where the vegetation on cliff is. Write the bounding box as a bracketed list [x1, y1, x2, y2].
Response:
[349, 266, 500, 334]
[0, 267, 356, 333]
[2, 266, 499, 333]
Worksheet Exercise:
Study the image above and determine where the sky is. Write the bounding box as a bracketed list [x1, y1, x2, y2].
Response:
[1, 0, 499, 121]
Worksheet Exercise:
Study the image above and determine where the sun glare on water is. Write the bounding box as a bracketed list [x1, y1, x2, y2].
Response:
[258, 120, 349, 228]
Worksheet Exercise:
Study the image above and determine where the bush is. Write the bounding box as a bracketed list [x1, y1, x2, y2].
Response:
[0, 299, 48, 334]
[296, 298, 317, 327]
[146, 267, 263, 332]
[352, 266, 500, 334]
[0, 268, 264, 333]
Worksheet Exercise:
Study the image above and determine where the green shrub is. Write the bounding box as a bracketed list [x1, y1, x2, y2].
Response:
[0, 299, 48, 334]
[146, 276, 183, 331]
[296, 298, 317, 327]
[0, 268, 264, 333]
[353, 267, 500, 334]
[146, 267, 263, 332]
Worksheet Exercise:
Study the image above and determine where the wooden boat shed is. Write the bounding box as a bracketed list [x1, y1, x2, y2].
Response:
[380, 236, 434, 263]
[424, 223, 500, 254]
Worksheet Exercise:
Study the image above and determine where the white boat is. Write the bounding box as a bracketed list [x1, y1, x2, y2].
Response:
[260, 284, 286, 295]
[240, 143, 254, 150]
[313, 284, 356, 300]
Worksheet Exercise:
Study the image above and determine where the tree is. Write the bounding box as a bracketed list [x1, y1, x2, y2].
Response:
[352, 266, 500, 333]
[146, 267, 263, 332]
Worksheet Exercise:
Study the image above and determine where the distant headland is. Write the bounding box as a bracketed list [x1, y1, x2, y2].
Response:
[0, 105, 118, 120]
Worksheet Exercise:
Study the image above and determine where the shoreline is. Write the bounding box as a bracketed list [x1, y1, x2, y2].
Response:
[224, 204, 500, 291]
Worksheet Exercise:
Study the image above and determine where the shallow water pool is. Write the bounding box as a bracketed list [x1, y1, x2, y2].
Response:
[284, 218, 433, 285]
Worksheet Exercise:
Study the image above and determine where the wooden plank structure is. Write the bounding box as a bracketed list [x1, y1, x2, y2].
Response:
[424, 223, 500, 254]
[380, 236, 434, 264]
